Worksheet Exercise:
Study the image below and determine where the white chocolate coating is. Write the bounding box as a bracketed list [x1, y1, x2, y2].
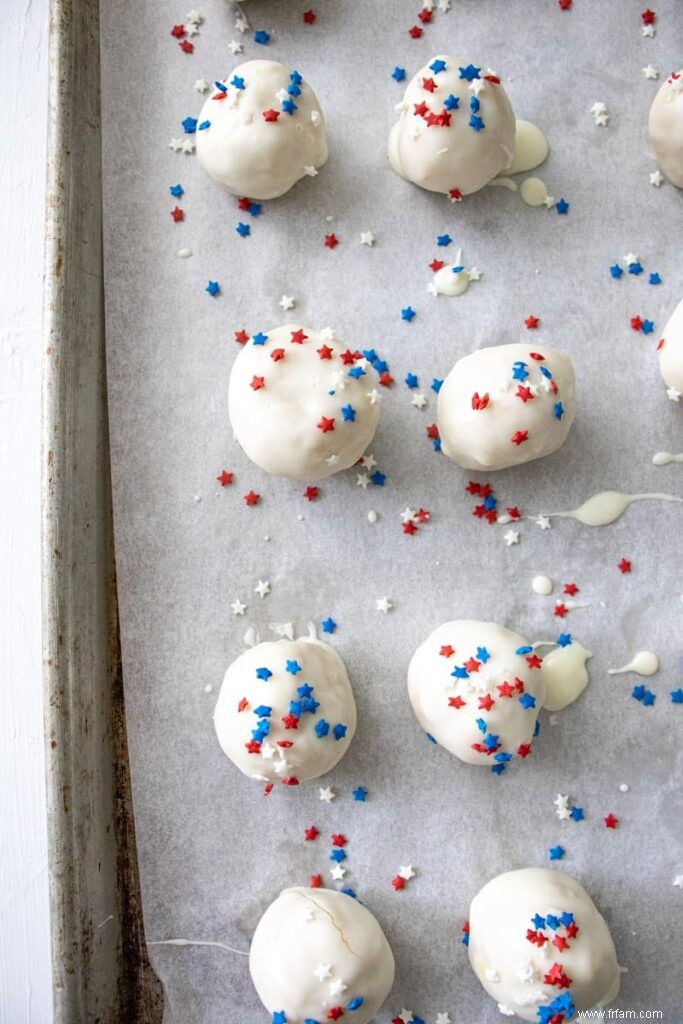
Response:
[468, 869, 621, 1022]
[648, 70, 683, 188]
[658, 295, 683, 395]
[388, 56, 516, 196]
[228, 325, 381, 482]
[196, 60, 328, 200]
[250, 887, 395, 1024]
[541, 641, 591, 711]
[407, 620, 546, 770]
[214, 637, 356, 786]
[437, 343, 576, 472]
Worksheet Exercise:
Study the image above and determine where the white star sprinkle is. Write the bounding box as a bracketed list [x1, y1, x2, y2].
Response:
[401, 507, 416, 523]
[594, 112, 610, 127]
[185, 22, 200, 36]
[329, 978, 348, 997]
[229, 39, 244, 55]
[624, 252, 640, 265]
[330, 864, 347, 880]
[194, 78, 209, 92]
[535, 514, 551, 530]
[181, 139, 196, 154]
[314, 963, 332, 982]
[467, 267, 482, 281]
[278, 294, 295, 310]
[435, 1015, 451, 1024]
[186, 9, 203, 24]
[666, 386, 681, 402]
[469, 78, 485, 97]
[399, 1012, 414, 1024]
[643, 64, 659, 79]
[326, 454, 340, 466]
[360, 454, 377, 471]
[235, 14, 249, 33]
[230, 598, 246, 615]
[642, 23, 655, 36]
[360, 231, 376, 246]
[169, 137, 183, 151]
[356, 473, 369, 489]
[303, 165, 319, 177]
[376, 596, 393, 613]
[411, 392, 427, 409]
[590, 102, 608, 116]
[438, 0, 451, 10]
[673, 875, 683, 888]
[650, 169, 664, 186]
[399, 865, 415, 880]
[319, 786, 335, 803]
[254, 579, 271, 599]
[367, 388, 382, 405]
[504, 529, 520, 546]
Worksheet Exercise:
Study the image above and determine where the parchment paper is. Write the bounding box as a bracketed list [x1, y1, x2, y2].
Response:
[100, 1, 683, 1021]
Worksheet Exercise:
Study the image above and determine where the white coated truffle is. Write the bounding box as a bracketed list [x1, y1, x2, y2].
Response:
[468, 868, 621, 1022]
[658, 295, 683, 397]
[388, 56, 515, 197]
[250, 887, 395, 1024]
[228, 325, 381, 482]
[196, 60, 328, 200]
[407, 620, 546, 771]
[214, 637, 356, 787]
[437, 343, 576, 472]
[648, 69, 683, 188]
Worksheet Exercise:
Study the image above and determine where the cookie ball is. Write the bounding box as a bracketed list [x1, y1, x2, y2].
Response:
[437, 343, 576, 472]
[214, 637, 356, 787]
[468, 868, 622, 1022]
[196, 60, 328, 200]
[648, 69, 683, 188]
[388, 56, 515, 197]
[407, 620, 546, 773]
[228, 325, 382, 482]
[658, 295, 683, 399]
[250, 887, 395, 1024]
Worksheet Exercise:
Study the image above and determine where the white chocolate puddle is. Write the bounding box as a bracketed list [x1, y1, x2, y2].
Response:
[532, 574, 553, 595]
[507, 120, 549, 174]
[541, 642, 592, 711]
[608, 651, 659, 677]
[653, 451, 683, 466]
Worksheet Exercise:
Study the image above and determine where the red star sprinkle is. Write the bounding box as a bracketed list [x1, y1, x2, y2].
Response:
[317, 344, 334, 359]
[379, 371, 394, 387]
[604, 813, 619, 829]
[303, 486, 319, 501]
[263, 108, 280, 122]
[303, 9, 316, 24]
[552, 935, 570, 952]
[179, 39, 194, 53]
[310, 874, 323, 888]
[517, 743, 532, 758]
[527, 654, 543, 669]
[426, 423, 439, 439]
[429, 259, 445, 272]
[448, 695, 466, 708]
[171, 206, 184, 222]
[641, 8, 656, 23]
[327, 1009, 344, 1021]
[271, 347, 285, 362]
[566, 922, 579, 939]
[250, 375, 265, 390]
[554, 602, 568, 618]
[630, 315, 643, 331]
[282, 713, 299, 730]
[264, 782, 273, 796]
[440, 645, 455, 657]
[243, 490, 260, 506]
[514, 677, 525, 693]
[657, 336, 665, 350]
[304, 826, 319, 841]
[331, 833, 347, 847]
[448, 188, 463, 201]
[465, 657, 481, 673]
[413, 101, 429, 118]
[340, 348, 357, 365]
[516, 385, 534, 402]
[506, 506, 521, 519]
[415, 508, 430, 523]
[317, 416, 335, 433]
[171, 24, 186, 37]
[563, 582, 579, 595]
[472, 391, 490, 411]
[525, 315, 540, 329]
[545, 963, 573, 989]
[529, 351, 545, 361]
[324, 233, 339, 249]
[277, 740, 293, 748]
[558, 0, 572, 8]
[511, 430, 529, 446]
[478, 694, 495, 711]
[235, 329, 249, 344]
[291, 329, 308, 344]
[245, 740, 261, 754]
[391, 875, 406, 890]
[217, 470, 233, 487]
[237, 697, 249, 712]
[418, 7, 432, 21]
[281, 776, 299, 787]
[617, 558, 632, 574]
[408, 25, 423, 38]
[403, 520, 418, 535]
[237, 196, 251, 211]
[422, 77, 436, 92]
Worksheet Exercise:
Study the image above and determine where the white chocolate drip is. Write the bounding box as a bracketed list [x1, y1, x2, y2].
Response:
[653, 451, 683, 466]
[506, 120, 549, 174]
[541, 642, 592, 711]
[608, 651, 659, 677]
[542, 490, 683, 526]
[531, 575, 553, 595]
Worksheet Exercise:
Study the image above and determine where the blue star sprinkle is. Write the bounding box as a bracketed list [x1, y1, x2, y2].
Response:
[628, 261, 643, 275]
[649, 272, 661, 285]
[609, 263, 623, 279]
[548, 845, 565, 861]
[641, 319, 655, 334]
[298, 683, 314, 699]
[347, 998, 364, 1011]
[443, 93, 460, 110]
[405, 372, 419, 388]
[570, 806, 584, 821]
[546, 914, 560, 929]
[205, 281, 219, 296]
[476, 647, 490, 663]
[352, 786, 367, 802]
[255, 666, 272, 681]
[333, 723, 348, 740]
[272, 1013, 286, 1024]
[532, 914, 546, 929]
[181, 116, 197, 133]
[347, 365, 366, 378]
[369, 471, 385, 486]
[315, 719, 330, 738]
[254, 30, 270, 44]
[286, 660, 302, 675]
[252, 331, 268, 345]
[430, 58, 447, 74]
[557, 633, 572, 647]
[401, 306, 416, 322]
[671, 689, 683, 704]
[230, 75, 245, 90]
[556, 198, 570, 214]
[236, 222, 250, 237]
[391, 67, 406, 82]
[169, 184, 184, 197]
[459, 64, 481, 81]
[554, 401, 564, 420]
[516, 645, 533, 655]
[436, 234, 452, 247]
[321, 617, 336, 634]
[253, 705, 272, 717]
[330, 849, 346, 862]
[431, 378, 443, 393]
[519, 693, 536, 709]
[282, 99, 297, 115]
[198, 120, 211, 130]
[341, 404, 356, 422]
[452, 665, 470, 679]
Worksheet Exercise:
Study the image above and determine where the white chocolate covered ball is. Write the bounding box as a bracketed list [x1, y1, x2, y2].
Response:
[388, 56, 515, 197]
[407, 620, 546, 772]
[648, 69, 683, 188]
[250, 887, 395, 1024]
[228, 325, 382, 482]
[196, 60, 328, 200]
[658, 295, 683, 398]
[437, 343, 576, 472]
[468, 868, 621, 1022]
[214, 637, 356, 787]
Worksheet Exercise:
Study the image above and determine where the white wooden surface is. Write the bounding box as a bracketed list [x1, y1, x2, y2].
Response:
[0, 0, 53, 1020]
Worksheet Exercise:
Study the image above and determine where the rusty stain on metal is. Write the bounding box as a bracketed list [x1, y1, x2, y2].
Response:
[42, 0, 163, 1020]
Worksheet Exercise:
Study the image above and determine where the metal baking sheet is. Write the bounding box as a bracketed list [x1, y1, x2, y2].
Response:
[42, 1, 162, 1020]
[100, 1, 683, 1022]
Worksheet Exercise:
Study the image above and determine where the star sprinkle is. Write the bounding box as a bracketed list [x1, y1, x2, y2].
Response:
[319, 786, 336, 802]
[376, 596, 393, 613]
[548, 845, 565, 861]
[278, 294, 295, 310]
[617, 558, 632, 574]
[230, 598, 246, 616]
[254, 579, 271, 598]
[555, 198, 570, 214]
[524, 315, 539, 329]
[324, 233, 339, 249]
[205, 280, 220, 296]
[360, 231, 376, 246]
[314, 963, 332, 982]
[352, 786, 367, 802]
[229, 39, 244, 55]
[604, 813, 619, 829]
[643, 64, 659, 79]
[504, 529, 520, 546]
[401, 306, 416, 322]
[243, 490, 260, 506]
[303, 9, 316, 24]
